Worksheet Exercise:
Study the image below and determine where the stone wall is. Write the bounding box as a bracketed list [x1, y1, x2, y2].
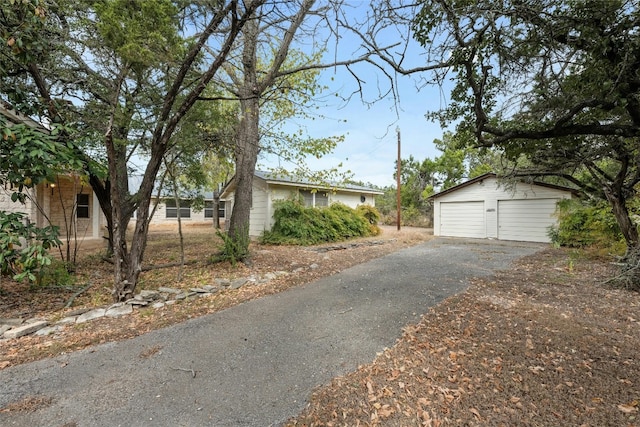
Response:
[49, 176, 99, 241]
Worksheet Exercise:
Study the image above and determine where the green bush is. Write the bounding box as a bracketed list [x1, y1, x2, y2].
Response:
[356, 204, 381, 235]
[261, 199, 378, 245]
[212, 226, 250, 266]
[548, 198, 629, 252]
[0, 211, 62, 284]
[36, 260, 76, 288]
[401, 206, 432, 227]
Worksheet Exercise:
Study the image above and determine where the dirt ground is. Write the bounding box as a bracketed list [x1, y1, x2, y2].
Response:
[287, 248, 640, 427]
[1, 224, 639, 426]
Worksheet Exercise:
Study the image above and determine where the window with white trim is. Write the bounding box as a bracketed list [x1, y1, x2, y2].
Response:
[300, 190, 328, 207]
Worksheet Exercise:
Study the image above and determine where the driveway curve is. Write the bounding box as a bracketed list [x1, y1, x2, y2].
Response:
[0, 238, 543, 427]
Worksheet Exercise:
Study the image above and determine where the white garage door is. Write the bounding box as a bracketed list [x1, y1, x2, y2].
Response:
[498, 199, 560, 243]
[440, 201, 485, 238]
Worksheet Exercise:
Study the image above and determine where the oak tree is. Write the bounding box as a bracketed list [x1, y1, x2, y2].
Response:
[410, 0, 640, 284]
[1, 0, 265, 300]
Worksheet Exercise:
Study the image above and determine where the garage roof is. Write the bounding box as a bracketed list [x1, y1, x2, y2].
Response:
[430, 173, 579, 199]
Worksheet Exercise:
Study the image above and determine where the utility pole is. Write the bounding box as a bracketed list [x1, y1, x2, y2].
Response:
[396, 126, 401, 231]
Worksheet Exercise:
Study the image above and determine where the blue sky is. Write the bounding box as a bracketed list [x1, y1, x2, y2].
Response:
[290, 69, 448, 188]
[259, 5, 453, 189]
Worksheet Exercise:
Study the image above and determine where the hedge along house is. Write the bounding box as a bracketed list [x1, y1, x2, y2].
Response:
[431, 173, 577, 243]
[0, 102, 106, 244]
[220, 170, 384, 237]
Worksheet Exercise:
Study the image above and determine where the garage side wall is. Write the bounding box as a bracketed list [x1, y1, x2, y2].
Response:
[434, 177, 572, 242]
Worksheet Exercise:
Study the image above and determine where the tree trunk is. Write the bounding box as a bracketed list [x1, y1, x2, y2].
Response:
[213, 192, 221, 229]
[111, 204, 133, 301]
[603, 186, 640, 256]
[228, 16, 260, 251]
[228, 92, 260, 243]
[604, 185, 640, 290]
[88, 175, 113, 254]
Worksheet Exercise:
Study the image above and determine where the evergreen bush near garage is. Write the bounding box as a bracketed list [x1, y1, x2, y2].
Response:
[548, 198, 633, 254]
[261, 199, 380, 245]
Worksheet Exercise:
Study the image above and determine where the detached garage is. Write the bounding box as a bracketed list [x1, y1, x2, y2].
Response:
[432, 173, 576, 243]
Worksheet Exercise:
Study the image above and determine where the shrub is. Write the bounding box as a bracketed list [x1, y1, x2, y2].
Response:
[36, 260, 76, 289]
[356, 204, 381, 235]
[398, 206, 432, 228]
[212, 226, 250, 266]
[548, 198, 628, 252]
[0, 211, 61, 284]
[261, 199, 376, 245]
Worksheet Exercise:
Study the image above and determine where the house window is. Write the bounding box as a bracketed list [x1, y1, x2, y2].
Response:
[300, 190, 328, 207]
[165, 199, 191, 218]
[205, 201, 226, 218]
[315, 192, 328, 207]
[204, 201, 214, 218]
[76, 194, 90, 218]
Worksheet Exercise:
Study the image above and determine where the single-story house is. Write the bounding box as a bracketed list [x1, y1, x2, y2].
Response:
[0, 102, 106, 242]
[120, 173, 224, 225]
[0, 175, 105, 241]
[220, 170, 384, 236]
[431, 173, 577, 243]
[2, 102, 225, 241]
[147, 191, 225, 223]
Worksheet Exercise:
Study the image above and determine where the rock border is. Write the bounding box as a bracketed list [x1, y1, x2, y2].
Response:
[1, 271, 289, 340]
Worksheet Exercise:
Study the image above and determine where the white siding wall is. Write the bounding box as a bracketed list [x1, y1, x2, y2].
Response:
[434, 177, 572, 241]
[249, 178, 269, 236]
[149, 200, 211, 224]
[223, 180, 382, 237]
[331, 192, 377, 208]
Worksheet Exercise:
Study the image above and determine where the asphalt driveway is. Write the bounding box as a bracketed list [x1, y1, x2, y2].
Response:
[0, 238, 544, 427]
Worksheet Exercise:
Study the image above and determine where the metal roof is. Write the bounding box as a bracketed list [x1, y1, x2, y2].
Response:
[253, 170, 384, 194]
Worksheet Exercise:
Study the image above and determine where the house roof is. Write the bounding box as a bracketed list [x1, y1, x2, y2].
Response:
[220, 170, 384, 199]
[0, 101, 49, 132]
[128, 175, 217, 200]
[429, 172, 580, 200]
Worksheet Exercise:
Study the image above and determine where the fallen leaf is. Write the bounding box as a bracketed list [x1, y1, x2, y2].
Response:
[379, 404, 394, 418]
[418, 397, 431, 406]
[617, 404, 638, 414]
[366, 381, 374, 395]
